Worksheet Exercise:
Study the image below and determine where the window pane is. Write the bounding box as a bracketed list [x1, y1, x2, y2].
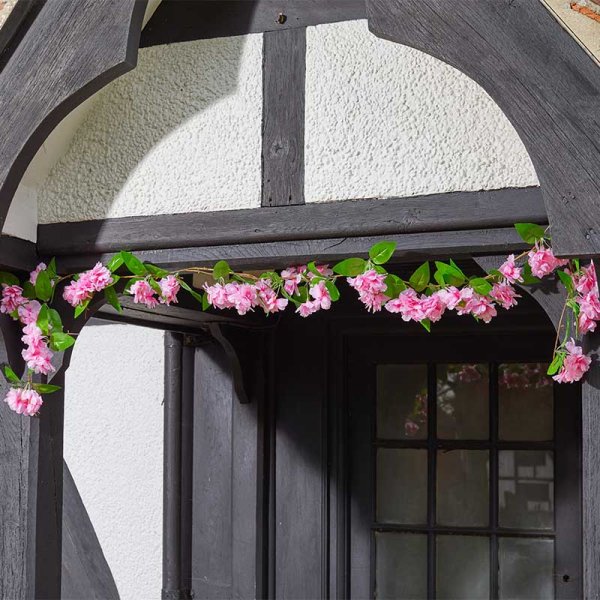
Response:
[499, 537, 554, 599]
[499, 363, 553, 441]
[437, 364, 489, 440]
[499, 450, 554, 530]
[437, 535, 489, 600]
[375, 532, 427, 600]
[377, 365, 428, 439]
[377, 449, 427, 524]
[437, 450, 489, 526]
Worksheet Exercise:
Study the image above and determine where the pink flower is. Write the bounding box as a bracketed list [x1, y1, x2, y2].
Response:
[490, 283, 520, 309]
[17, 300, 41, 325]
[309, 281, 332, 310]
[129, 280, 158, 308]
[553, 340, 591, 383]
[463, 293, 497, 323]
[63, 279, 93, 307]
[255, 280, 288, 314]
[437, 286, 462, 310]
[3, 387, 43, 417]
[281, 266, 305, 296]
[21, 322, 44, 347]
[577, 291, 600, 334]
[579, 312, 597, 334]
[297, 300, 319, 317]
[348, 270, 389, 312]
[29, 263, 47, 285]
[86, 262, 113, 292]
[1, 285, 26, 314]
[22, 340, 55, 375]
[226, 283, 257, 315]
[404, 419, 420, 436]
[385, 289, 426, 322]
[307, 264, 333, 279]
[159, 275, 180, 305]
[421, 293, 446, 322]
[498, 254, 523, 284]
[575, 261, 598, 296]
[527, 244, 568, 279]
[203, 283, 232, 310]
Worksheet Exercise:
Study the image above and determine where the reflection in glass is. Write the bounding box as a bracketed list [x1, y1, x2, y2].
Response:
[437, 364, 489, 440]
[437, 535, 489, 600]
[437, 450, 489, 526]
[499, 537, 554, 599]
[377, 448, 427, 524]
[499, 450, 554, 530]
[375, 532, 427, 599]
[377, 365, 428, 439]
[499, 363, 553, 441]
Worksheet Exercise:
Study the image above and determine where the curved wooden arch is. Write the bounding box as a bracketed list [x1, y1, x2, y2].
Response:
[366, 0, 600, 258]
[0, 0, 148, 232]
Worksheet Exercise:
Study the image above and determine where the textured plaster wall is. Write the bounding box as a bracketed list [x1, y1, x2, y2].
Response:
[38, 34, 263, 223]
[63, 324, 164, 600]
[304, 20, 539, 203]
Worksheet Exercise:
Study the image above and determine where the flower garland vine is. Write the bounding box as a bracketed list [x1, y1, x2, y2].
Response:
[0, 223, 596, 417]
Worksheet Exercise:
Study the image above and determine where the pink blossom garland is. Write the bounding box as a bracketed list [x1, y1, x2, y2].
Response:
[0, 225, 596, 418]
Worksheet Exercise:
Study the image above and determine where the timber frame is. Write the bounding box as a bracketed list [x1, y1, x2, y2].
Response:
[0, 0, 598, 598]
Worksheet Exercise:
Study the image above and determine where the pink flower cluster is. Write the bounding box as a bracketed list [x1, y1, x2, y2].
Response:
[3, 387, 43, 417]
[347, 270, 389, 312]
[528, 244, 568, 278]
[553, 339, 591, 383]
[63, 262, 113, 307]
[21, 321, 54, 376]
[0, 284, 26, 314]
[204, 280, 288, 316]
[129, 275, 181, 308]
[573, 262, 600, 334]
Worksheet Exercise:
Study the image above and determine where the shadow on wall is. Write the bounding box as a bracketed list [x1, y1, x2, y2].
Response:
[38, 32, 262, 223]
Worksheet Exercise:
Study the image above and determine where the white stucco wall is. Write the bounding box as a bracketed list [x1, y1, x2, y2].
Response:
[304, 20, 538, 203]
[38, 33, 263, 224]
[63, 323, 164, 600]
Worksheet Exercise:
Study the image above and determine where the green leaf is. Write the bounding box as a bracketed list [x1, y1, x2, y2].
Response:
[34, 270, 52, 302]
[547, 352, 566, 376]
[46, 258, 57, 279]
[212, 260, 231, 281]
[148, 278, 162, 295]
[22, 281, 36, 299]
[325, 281, 340, 302]
[307, 262, 323, 278]
[369, 241, 397, 265]
[50, 332, 76, 352]
[281, 288, 301, 308]
[515, 222, 546, 245]
[470, 277, 493, 296]
[0, 271, 20, 287]
[556, 269, 574, 294]
[179, 279, 204, 303]
[260, 271, 282, 286]
[420, 319, 431, 333]
[521, 262, 542, 285]
[296, 285, 309, 303]
[434, 261, 466, 287]
[333, 258, 367, 277]
[74, 298, 90, 318]
[202, 291, 210, 311]
[104, 286, 122, 313]
[120, 251, 147, 276]
[144, 263, 169, 279]
[384, 274, 406, 298]
[48, 308, 62, 332]
[36, 304, 49, 335]
[2, 364, 21, 384]
[107, 254, 124, 273]
[33, 383, 62, 394]
[409, 262, 430, 292]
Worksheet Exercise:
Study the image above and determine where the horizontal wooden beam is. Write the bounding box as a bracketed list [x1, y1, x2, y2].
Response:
[38, 187, 546, 257]
[0, 234, 38, 272]
[140, 0, 366, 47]
[50, 226, 531, 273]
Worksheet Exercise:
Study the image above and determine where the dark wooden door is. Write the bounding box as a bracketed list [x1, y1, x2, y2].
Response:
[346, 333, 582, 600]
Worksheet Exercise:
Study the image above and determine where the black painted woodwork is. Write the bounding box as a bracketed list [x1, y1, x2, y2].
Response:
[0, 0, 147, 231]
[37, 187, 546, 257]
[262, 28, 306, 207]
[140, 0, 366, 47]
[0, 234, 38, 272]
[365, 0, 600, 257]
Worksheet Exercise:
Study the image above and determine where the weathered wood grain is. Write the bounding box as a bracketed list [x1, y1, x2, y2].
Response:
[38, 187, 546, 256]
[140, 0, 366, 46]
[262, 27, 306, 207]
[0, 0, 147, 230]
[366, 0, 600, 257]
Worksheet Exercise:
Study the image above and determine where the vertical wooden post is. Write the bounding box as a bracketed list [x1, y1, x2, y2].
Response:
[163, 332, 183, 600]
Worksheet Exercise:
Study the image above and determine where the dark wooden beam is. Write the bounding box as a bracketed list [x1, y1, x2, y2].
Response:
[0, 234, 38, 272]
[0, 0, 41, 69]
[140, 0, 365, 47]
[51, 226, 532, 273]
[38, 187, 546, 256]
[365, 0, 600, 257]
[0, 0, 147, 232]
[262, 28, 306, 207]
